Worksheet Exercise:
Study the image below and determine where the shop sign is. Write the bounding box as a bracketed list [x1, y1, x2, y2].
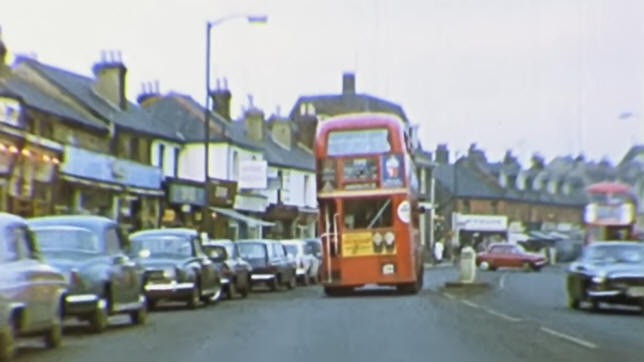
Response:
[168, 183, 205, 206]
[0, 97, 21, 127]
[61, 146, 162, 189]
[456, 214, 508, 232]
[208, 178, 237, 207]
[238, 160, 267, 189]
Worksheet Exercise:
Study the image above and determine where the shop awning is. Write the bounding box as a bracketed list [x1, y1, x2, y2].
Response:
[60, 174, 123, 192]
[211, 207, 275, 227]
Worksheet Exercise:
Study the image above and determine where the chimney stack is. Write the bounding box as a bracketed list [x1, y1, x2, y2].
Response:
[0, 27, 10, 78]
[342, 72, 355, 95]
[136, 80, 161, 107]
[243, 95, 265, 143]
[92, 50, 128, 110]
[436, 144, 449, 164]
[210, 78, 232, 121]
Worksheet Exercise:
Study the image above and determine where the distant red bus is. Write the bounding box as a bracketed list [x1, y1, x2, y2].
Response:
[314, 113, 423, 295]
[584, 181, 637, 242]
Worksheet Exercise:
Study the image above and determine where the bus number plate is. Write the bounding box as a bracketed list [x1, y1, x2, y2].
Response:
[382, 263, 395, 275]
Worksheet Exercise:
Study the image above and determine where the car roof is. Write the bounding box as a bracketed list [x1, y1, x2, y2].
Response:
[130, 228, 198, 239]
[587, 241, 644, 248]
[0, 212, 27, 230]
[203, 240, 233, 247]
[237, 239, 277, 245]
[27, 215, 115, 232]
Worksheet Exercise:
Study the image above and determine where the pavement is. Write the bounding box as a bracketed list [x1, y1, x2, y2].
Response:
[12, 265, 644, 362]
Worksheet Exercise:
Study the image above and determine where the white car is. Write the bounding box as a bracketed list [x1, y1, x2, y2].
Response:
[281, 239, 320, 285]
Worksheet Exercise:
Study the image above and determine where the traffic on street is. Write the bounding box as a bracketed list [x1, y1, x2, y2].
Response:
[5, 262, 644, 362]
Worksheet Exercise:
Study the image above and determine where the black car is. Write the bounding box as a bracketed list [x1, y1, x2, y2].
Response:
[129, 228, 222, 309]
[28, 215, 147, 333]
[237, 239, 296, 291]
[566, 241, 644, 312]
[202, 240, 251, 299]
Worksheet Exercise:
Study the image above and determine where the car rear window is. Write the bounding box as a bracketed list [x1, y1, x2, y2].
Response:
[238, 243, 266, 259]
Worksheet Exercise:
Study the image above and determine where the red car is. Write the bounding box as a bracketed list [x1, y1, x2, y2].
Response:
[476, 243, 546, 271]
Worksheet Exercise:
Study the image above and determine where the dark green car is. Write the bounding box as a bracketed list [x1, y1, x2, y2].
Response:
[28, 215, 148, 333]
[566, 241, 644, 312]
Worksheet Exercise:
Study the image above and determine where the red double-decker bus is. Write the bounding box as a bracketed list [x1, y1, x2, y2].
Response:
[314, 113, 423, 295]
[584, 181, 638, 242]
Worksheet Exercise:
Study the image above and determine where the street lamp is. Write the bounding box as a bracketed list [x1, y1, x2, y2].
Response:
[202, 14, 268, 235]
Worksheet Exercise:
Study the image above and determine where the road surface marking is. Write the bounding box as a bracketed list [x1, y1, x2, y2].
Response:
[499, 272, 508, 289]
[484, 308, 521, 322]
[540, 327, 598, 349]
[461, 300, 480, 309]
[442, 292, 455, 300]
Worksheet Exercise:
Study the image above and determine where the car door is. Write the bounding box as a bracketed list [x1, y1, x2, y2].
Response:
[104, 226, 138, 305]
[3, 224, 64, 330]
[507, 246, 525, 267]
[485, 245, 503, 267]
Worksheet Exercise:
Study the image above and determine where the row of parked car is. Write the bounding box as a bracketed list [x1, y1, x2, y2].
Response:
[0, 212, 321, 360]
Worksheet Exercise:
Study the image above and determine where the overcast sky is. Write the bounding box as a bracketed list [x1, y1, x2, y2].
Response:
[2, 0, 643, 165]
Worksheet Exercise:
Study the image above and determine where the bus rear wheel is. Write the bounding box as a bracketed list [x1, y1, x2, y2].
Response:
[324, 287, 351, 297]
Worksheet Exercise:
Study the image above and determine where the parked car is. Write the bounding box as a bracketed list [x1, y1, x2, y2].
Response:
[0, 213, 67, 359]
[237, 239, 296, 291]
[28, 215, 147, 333]
[476, 243, 546, 271]
[129, 228, 222, 309]
[566, 241, 644, 311]
[202, 240, 251, 299]
[281, 239, 320, 285]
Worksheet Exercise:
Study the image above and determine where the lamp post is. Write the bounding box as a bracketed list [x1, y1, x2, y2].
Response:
[202, 14, 267, 235]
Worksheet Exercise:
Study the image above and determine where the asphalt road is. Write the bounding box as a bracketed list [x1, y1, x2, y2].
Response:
[11, 265, 644, 362]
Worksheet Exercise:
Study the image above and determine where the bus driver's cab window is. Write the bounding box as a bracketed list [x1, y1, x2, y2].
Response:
[343, 197, 393, 230]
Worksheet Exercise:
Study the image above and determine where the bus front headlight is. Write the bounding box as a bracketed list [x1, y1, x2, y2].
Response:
[372, 233, 383, 246]
[384, 232, 395, 247]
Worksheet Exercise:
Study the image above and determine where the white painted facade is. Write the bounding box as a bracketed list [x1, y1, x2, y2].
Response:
[150, 140, 182, 179]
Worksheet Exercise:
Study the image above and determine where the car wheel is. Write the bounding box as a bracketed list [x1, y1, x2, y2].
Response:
[239, 276, 250, 298]
[269, 275, 279, 291]
[187, 286, 200, 309]
[90, 299, 109, 333]
[227, 280, 237, 300]
[566, 291, 580, 310]
[130, 298, 147, 325]
[44, 314, 62, 349]
[479, 261, 490, 271]
[287, 272, 296, 290]
[0, 321, 16, 361]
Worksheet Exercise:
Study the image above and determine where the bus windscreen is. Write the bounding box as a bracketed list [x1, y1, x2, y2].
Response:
[327, 128, 391, 156]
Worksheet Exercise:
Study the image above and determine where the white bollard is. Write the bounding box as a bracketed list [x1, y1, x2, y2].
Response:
[459, 246, 476, 283]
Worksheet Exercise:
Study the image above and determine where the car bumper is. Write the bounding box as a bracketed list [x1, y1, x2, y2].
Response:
[64, 294, 105, 316]
[144, 281, 195, 299]
[251, 274, 275, 282]
[587, 286, 644, 301]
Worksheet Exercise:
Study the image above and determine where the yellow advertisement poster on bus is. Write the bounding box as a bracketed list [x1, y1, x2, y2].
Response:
[341, 231, 397, 257]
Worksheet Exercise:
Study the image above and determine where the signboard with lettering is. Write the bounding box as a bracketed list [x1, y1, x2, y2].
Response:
[456, 214, 508, 232]
[238, 160, 267, 189]
[208, 179, 237, 206]
[168, 183, 205, 206]
[61, 146, 162, 189]
[584, 203, 634, 225]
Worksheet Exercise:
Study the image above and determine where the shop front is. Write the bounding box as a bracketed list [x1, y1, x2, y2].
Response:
[162, 179, 206, 229]
[57, 145, 163, 231]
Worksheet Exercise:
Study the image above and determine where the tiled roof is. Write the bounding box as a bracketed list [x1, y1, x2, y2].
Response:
[0, 76, 109, 132]
[16, 58, 173, 139]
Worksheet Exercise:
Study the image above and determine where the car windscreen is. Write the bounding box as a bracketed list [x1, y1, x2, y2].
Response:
[130, 235, 193, 257]
[33, 227, 100, 253]
[305, 240, 321, 255]
[583, 244, 644, 264]
[284, 245, 298, 256]
[238, 243, 266, 259]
